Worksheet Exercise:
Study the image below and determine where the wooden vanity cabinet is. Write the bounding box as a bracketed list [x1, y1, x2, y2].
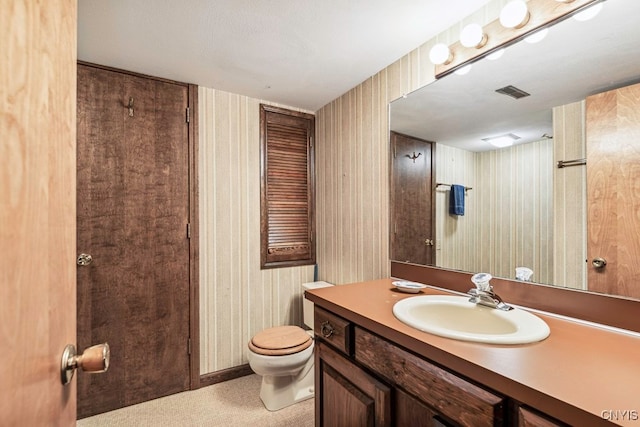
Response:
[315, 341, 391, 426]
[314, 308, 502, 426]
[313, 306, 568, 427]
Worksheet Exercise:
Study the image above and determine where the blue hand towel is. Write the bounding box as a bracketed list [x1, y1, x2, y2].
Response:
[449, 185, 465, 216]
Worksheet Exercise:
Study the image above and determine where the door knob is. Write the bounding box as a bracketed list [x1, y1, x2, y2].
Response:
[424, 239, 434, 246]
[61, 343, 110, 385]
[77, 253, 93, 266]
[592, 257, 607, 269]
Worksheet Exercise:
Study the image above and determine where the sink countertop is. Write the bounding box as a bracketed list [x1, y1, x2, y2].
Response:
[305, 278, 640, 426]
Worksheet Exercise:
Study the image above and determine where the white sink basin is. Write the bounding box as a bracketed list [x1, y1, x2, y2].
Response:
[393, 295, 550, 344]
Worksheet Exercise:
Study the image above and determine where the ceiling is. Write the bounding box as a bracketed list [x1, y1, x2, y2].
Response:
[77, 0, 492, 111]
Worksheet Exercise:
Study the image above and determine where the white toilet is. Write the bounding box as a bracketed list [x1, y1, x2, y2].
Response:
[247, 281, 333, 411]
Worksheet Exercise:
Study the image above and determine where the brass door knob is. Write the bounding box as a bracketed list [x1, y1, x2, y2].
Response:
[592, 257, 607, 269]
[424, 239, 434, 246]
[61, 343, 110, 385]
[77, 253, 93, 266]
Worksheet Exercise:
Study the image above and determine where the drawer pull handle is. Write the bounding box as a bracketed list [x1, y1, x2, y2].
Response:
[320, 321, 334, 338]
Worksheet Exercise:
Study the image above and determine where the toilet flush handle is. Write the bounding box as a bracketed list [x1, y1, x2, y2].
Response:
[320, 321, 334, 338]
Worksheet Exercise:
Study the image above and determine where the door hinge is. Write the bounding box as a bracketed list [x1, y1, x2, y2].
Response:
[187, 223, 191, 239]
[186, 107, 190, 123]
[310, 136, 314, 149]
[188, 338, 192, 355]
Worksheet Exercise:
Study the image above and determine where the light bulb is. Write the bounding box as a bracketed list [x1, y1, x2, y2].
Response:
[429, 43, 452, 65]
[573, 3, 603, 21]
[460, 23, 487, 48]
[454, 64, 472, 76]
[525, 28, 549, 44]
[487, 49, 505, 60]
[500, 0, 530, 29]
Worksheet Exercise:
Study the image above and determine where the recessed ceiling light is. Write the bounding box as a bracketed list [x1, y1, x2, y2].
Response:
[482, 133, 521, 148]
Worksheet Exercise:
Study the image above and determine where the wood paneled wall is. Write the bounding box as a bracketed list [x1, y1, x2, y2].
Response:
[553, 101, 587, 290]
[198, 88, 315, 374]
[435, 144, 479, 272]
[436, 141, 554, 284]
[475, 140, 554, 282]
[198, 0, 514, 374]
[315, 0, 509, 285]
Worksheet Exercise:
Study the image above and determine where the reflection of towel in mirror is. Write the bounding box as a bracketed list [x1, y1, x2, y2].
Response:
[449, 184, 465, 216]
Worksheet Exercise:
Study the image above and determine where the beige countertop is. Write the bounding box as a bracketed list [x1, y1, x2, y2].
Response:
[305, 278, 640, 427]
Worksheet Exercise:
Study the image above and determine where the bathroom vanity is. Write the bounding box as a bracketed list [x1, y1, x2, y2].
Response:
[305, 279, 640, 426]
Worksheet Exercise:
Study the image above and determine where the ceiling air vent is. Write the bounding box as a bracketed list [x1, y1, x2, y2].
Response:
[495, 85, 530, 100]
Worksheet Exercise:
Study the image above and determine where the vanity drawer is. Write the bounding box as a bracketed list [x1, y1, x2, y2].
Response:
[314, 307, 352, 355]
[518, 406, 568, 427]
[354, 327, 504, 426]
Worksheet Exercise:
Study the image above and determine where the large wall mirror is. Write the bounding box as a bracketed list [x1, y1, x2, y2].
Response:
[390, 0, 640, 300]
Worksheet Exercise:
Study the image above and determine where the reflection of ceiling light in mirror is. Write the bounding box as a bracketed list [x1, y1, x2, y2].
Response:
[500, 0, 530, 29]
[482, 133, 520, 148]
[460, 23, 487, 48]
[454, 65, 472, 75]
[487, 49, 505, 60]
[429, 43, 453, 65]
[525, 28, 549, 44]
[573, 2, 603, 21]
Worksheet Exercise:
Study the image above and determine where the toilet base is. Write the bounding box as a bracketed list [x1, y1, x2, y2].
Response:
[258, 357, 315, 411]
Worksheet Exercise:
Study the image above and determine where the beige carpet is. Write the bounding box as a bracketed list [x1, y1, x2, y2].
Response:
[77, 374, 314, 427]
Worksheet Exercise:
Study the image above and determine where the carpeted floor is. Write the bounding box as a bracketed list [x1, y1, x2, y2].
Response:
[77, 374, 314, 427]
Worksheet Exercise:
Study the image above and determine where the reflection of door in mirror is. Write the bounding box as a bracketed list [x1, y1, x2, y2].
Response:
[586, 82, 640, 299]
[390, 132, 435, 265]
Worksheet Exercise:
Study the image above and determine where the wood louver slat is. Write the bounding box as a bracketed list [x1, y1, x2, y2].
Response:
[260, 104, 316, 268]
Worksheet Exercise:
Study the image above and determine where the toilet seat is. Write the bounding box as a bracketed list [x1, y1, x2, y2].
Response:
[249, 325, 312, 356]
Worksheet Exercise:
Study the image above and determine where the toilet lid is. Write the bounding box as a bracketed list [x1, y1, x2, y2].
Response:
[249, 326, 312, 356]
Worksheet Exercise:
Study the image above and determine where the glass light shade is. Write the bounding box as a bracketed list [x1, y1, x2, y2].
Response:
[487, 48, 505, 60]
[483, 134, 519, 147]
[454, 64, 472, 76]
[500, 0, 530, 29]
[460, 23, 487, 48]
[555, 0, 575, 2]
[574, 3, 603, 21]
[429, 43, 452, 65]
[525, 28, 549, 44]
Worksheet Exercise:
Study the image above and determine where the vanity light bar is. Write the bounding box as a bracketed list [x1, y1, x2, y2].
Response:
[433, 0, 599, 78]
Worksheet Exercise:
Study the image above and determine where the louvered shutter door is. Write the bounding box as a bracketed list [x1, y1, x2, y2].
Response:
[260, 105, 315, 268]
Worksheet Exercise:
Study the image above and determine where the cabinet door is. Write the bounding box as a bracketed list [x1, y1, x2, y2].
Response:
[316, 341, 391, 427]
[396, 388, 459, 427]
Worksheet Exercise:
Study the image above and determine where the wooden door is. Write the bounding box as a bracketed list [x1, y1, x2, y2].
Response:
[77, 64, 192, 417]
[315, 342, 391, 426]
[1, 0, 77, 425]
[586, 82, 640, 298]
[390, 132, 435, 265]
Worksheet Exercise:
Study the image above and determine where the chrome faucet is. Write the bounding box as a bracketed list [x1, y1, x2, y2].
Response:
[467, 273, 513, 311]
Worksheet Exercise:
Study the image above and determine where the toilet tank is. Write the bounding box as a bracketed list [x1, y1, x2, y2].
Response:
[302, 281, 333, 330]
